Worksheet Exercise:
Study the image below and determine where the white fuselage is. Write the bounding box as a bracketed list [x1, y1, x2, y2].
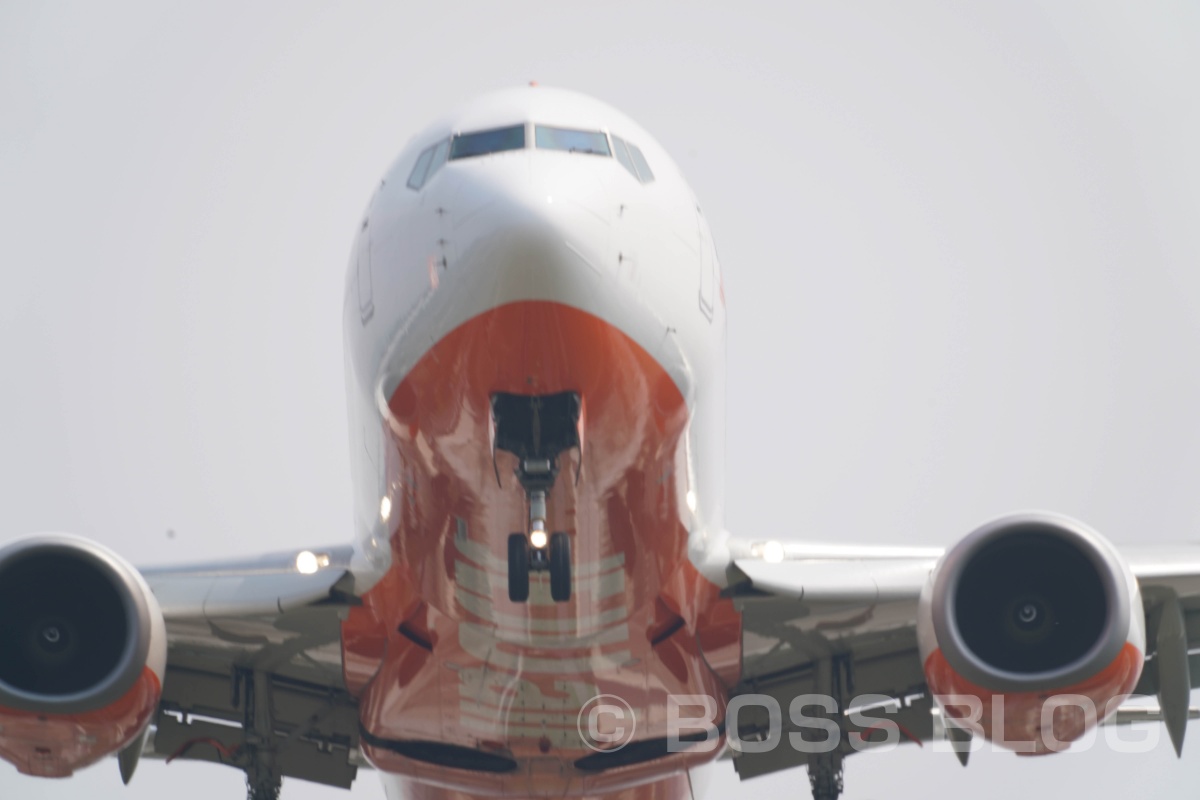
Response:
[336, 87, 736, 800]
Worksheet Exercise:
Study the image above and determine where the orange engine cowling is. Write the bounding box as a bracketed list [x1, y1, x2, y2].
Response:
[0, 535, 166, 777]
[917, 513, 1145, 754]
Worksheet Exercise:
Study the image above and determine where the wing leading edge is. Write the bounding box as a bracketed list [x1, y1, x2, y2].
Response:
[138, 545, 371, 792]
[719, 533, 1200, 784]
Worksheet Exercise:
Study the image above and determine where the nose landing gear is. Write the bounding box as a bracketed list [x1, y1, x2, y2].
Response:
[491, 392, 580, 604]
[507, 530, 572, 603]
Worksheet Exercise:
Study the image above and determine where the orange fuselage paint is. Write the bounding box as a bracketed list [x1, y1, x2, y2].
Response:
[341, 302, 740, 797]
[923, 643, 1144, 754]
[400, 770, 697, 800]
[0, 667, 161, 777]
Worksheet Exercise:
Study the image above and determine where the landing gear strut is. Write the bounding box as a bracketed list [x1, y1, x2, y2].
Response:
[240, 669, 282, 800]
[492, 392, 580, 604]
[804, 656, 845, 800]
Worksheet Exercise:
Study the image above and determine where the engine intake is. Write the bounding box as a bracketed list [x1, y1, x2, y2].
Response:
[0, 535, 166, 776]
[926, 513, 1137, 692]
[0, 536, 160, 713]
[918, 513, 1145, 751]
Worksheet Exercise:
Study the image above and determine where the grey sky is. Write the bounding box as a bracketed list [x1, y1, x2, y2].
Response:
[2, 1, 1199, 798]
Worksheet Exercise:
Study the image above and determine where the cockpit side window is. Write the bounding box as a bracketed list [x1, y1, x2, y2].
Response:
[626, 142, 654, 183]
[535, 125, 611, 156]
[406, 137, 451, 191]
[450, 125, 526, 160]
[611, 134, 655, 184]
[611, 136, 637, 179]
[427, 139, 450, 177]
[406, 147, 435, 191]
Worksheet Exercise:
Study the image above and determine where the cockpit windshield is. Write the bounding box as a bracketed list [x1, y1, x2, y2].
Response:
[450, 125, 526, 160]
[406, 123, 656, 193]
[534, 125, 611, 156]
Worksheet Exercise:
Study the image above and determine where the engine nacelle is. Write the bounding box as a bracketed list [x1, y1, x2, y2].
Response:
[0, 535, 166, 777]
[917, 512, 1145, 754]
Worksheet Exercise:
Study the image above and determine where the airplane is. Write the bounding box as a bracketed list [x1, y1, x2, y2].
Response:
[2, 85, 1200, 800]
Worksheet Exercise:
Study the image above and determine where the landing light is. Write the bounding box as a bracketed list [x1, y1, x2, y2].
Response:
[296, 550, 320, 574]
[530, 530, 548, 549]
[380, 495, 393, 522]
[762, 540, 785, 564]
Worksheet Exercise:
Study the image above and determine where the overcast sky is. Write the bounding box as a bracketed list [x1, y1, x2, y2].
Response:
[3, 2, 1200, 798]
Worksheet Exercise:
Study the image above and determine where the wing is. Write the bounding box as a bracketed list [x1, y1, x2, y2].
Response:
[721, 539, 941, 780]
[133, 546, 369, 790]
[719, 532, 1200, 783]
[0, 535, 376, 790]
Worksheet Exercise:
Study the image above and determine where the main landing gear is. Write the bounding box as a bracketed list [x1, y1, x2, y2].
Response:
[807, 753, 844, 800]
[491, 392, 580, 604]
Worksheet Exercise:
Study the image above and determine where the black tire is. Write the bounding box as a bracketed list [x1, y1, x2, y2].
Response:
[246, 776, 281, 800]
[508, 533, 530, 602]
[549, 532, 571, 602]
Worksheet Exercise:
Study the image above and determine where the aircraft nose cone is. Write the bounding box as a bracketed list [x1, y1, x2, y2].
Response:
[443, 156, 616, 298]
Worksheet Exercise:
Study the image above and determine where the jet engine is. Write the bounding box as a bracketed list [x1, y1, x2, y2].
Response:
[0, 535, 166, 776]
[917, 513, 1145, 754]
